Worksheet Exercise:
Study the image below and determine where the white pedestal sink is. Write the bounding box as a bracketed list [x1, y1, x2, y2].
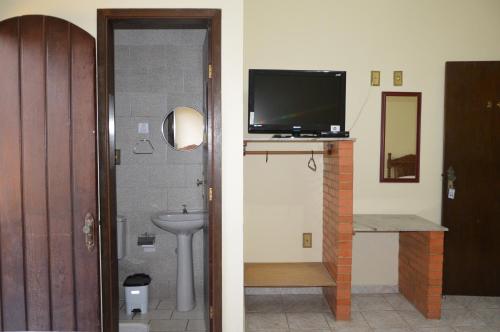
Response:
[151, 210, 206, 312]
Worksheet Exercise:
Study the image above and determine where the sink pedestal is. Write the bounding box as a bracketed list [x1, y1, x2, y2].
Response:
[176, 233, 196, 311]
[151, 210, 206, 312]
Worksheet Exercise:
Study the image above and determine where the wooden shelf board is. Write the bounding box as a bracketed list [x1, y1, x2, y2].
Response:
[244, 262, 336, 287]
[244, 138, 355, 143]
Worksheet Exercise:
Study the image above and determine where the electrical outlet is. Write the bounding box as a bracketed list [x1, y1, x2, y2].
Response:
[371, 71, 380, 86]
[393, 71, 403, 86]
[303, 233, 312, 248]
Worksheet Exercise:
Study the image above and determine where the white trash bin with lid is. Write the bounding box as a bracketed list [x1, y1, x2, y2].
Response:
[124, 273, 151, 314]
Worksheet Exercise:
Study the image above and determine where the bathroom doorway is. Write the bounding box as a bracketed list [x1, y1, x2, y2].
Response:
[97, 9, 221, 332]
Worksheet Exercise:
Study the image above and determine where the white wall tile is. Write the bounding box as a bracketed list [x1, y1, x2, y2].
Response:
[149, 164, 186, 188]
[116, 29, 206, 300]
[184, 164, 204, 188]
[166, 145, 203, 165]
[114, 92, 132, 118]
[184, 68, 204, 95]
[166, 92, 203, 115]
[116, 165, 151, 188]
[130, 92, 168, 118]
[167, 187, 204, 211]
[115, 29, 206, 47]
[129, 45, 166, 68]
[114, 45, 130, 69]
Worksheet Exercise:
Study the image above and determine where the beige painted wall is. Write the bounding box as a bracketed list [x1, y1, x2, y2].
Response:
[0, 1, 244, 330]
[244, 0, 500, 286]
[244, 142, 324, 262]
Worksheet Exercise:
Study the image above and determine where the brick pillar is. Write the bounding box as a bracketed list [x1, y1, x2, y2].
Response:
[322, 141, 353, 320]
[399, 231, 444, 319]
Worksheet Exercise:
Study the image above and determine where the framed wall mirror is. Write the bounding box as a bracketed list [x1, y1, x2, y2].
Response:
[380, 92, 421, 183]
[162, 106, 205, 151]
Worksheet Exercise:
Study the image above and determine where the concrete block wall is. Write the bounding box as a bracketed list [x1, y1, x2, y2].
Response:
[114, 29, 207, 300]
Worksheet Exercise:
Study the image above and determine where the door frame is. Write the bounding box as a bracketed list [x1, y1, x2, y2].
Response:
[97, 9, 222, 332]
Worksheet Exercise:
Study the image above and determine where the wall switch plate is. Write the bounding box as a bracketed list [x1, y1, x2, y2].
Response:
[138, 122, 149, 134]
[303, 233, 312, 248]
[371, 71, 380, 86]
[393, 71, 403, 86]
[370, 70, 380, 86]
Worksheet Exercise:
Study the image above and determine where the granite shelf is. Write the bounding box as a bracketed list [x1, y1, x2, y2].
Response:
[353, 214, 449, 233]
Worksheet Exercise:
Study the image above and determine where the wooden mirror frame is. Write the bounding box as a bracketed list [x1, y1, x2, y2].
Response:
[380, 91, 421, 183]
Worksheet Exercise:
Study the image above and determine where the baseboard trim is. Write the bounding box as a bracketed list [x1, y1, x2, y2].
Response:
[245, 285, 399, 295]
[351, 285, 398, 294]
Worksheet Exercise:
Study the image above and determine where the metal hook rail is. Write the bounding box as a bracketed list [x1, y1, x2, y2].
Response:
[243, 141, 333, 156]
[243, 142, 335, 172]
[244, 150, 325, 155]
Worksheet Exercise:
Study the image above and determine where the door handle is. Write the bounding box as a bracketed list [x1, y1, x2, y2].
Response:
[446, 166, 456, 189]
[446, 166, 457, 199]
[83, 212, 95, 252]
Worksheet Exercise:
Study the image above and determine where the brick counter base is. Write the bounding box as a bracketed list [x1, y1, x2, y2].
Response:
[322, 141, 353, 321]
[399, 231, 445, 319]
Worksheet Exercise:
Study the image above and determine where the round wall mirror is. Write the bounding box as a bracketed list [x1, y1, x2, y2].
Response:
[162, 106, 204, 151]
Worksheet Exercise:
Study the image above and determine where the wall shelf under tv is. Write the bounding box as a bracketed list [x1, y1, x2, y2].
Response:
[243, 138, 355, 156]
[244, 137, 355, 143]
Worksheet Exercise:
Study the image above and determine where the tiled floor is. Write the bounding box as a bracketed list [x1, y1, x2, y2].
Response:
[120, 297, 207, 331]
[245, 294, 500, 332]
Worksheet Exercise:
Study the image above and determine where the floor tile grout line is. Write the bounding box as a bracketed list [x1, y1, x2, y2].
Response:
[357, 308, 370, 329]
[244, 294, 500, 332]
[358, 310, 374, 330]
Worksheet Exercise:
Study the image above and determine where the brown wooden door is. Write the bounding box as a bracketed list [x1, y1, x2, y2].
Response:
[442, 61, 500, 296]
[0, 15, 99, 330]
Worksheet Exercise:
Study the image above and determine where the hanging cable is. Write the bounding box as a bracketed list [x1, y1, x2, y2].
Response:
[348, 87, 372, 132]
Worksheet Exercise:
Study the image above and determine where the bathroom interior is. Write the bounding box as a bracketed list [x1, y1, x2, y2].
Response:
[113, 28, 209, 331]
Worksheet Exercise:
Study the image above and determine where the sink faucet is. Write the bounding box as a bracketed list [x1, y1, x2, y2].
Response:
[182, 204, 188, 214]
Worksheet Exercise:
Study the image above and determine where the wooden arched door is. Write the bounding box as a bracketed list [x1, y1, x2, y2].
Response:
[0, 15, 99, 331]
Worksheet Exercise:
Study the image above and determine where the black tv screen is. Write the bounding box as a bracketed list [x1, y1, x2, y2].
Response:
[248, 69, 346, 135]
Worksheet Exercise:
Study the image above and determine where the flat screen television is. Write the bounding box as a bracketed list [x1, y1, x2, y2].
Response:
[248, 69, 347, 137]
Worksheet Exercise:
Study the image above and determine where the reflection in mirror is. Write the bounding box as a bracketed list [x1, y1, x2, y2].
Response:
[162, 106, 204, 151]
[380, 92, 421, 182]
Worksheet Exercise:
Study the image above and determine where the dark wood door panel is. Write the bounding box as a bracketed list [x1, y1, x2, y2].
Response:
[0, 15, 99, 330]
[46, 16, 77, 330]
[0, 17, 27, 332]
[20, 16, 52, 330]
[443, 61, 500, 296]
[71, 22, 100, 332]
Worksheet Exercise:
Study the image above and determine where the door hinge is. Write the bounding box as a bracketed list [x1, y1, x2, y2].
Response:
[208, 64, 213, 79]
[115, 149, 121, 165]
[209, 187, 213, 201]
[209, 306, 214, 319]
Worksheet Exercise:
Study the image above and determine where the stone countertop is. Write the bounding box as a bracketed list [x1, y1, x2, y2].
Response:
[353, 214, 449, 232]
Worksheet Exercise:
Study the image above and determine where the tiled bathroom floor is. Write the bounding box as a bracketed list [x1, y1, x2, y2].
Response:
[245, 294, 500, 332]
[120, 297, 207, 331]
